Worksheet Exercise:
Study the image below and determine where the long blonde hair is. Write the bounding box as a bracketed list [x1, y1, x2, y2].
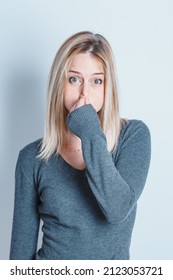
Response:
[38, 31, 123, 161]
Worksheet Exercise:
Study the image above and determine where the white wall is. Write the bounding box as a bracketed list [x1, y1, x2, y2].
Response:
[0, 0, 172, 259]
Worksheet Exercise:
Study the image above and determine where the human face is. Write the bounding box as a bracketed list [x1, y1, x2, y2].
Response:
[64, 52, 104, 113]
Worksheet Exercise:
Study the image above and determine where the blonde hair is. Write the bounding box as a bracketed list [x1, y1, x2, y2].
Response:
[38, 31, 124, 161]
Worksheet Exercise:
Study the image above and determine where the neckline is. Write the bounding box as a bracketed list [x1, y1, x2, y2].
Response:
[58, 153, 86, 173]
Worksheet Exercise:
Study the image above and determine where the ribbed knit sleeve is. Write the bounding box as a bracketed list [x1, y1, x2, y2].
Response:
[10, 149, 40, 259]
[67, 104, 151, 224]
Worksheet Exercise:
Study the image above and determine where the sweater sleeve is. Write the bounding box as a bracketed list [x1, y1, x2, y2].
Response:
[10, 149, 40, 259]
[67, 104, 151, 224]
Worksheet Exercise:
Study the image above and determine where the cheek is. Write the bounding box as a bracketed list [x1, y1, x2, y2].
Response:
[91, 90, 104, 111]
[64, 88, 79, 110]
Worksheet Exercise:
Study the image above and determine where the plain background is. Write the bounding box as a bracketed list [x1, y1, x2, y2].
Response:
[0, 0, 173, 260]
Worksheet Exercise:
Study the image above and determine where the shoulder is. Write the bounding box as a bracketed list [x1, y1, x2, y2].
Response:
[17, 138, 43, 168]
[120, 119, 150, 140]
[20, 138, 42, 157]
[116, 119, 151, 153]
[112, 119, 151, 163]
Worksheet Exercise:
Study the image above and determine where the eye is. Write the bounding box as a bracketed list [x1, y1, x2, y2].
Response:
[68, 76, 81, 84]
[93, 79, 103, 85]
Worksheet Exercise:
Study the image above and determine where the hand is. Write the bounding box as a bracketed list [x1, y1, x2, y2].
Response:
[70, 94, 90, 113]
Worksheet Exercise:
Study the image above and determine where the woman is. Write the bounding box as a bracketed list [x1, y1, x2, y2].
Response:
[10, 31, 151, 260]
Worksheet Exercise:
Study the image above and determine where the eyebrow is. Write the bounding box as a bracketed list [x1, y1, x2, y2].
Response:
[69, 70, 104, 76]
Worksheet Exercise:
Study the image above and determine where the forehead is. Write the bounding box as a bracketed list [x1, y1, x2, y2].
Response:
[69, 52, 104, 72]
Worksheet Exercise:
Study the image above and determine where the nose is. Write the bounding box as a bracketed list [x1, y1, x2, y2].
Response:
[80, 81, 88, 98]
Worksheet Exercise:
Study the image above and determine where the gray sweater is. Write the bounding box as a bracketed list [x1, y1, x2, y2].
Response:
[10, 104, 151, 260]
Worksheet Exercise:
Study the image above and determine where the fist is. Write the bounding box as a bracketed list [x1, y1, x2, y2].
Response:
[70, 94, 90, 113]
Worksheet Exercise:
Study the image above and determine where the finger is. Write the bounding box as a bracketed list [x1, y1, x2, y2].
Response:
[69, 103, 77, 113]
[76, 95, 85, 108]
[69, 96, 85, 113]
[85, 95, 90, 105]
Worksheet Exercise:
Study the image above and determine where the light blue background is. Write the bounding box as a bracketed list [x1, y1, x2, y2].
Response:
[0, 0, 172, 259]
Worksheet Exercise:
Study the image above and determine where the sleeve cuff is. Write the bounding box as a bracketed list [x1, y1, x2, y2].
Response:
[66, 104, 103, 140]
